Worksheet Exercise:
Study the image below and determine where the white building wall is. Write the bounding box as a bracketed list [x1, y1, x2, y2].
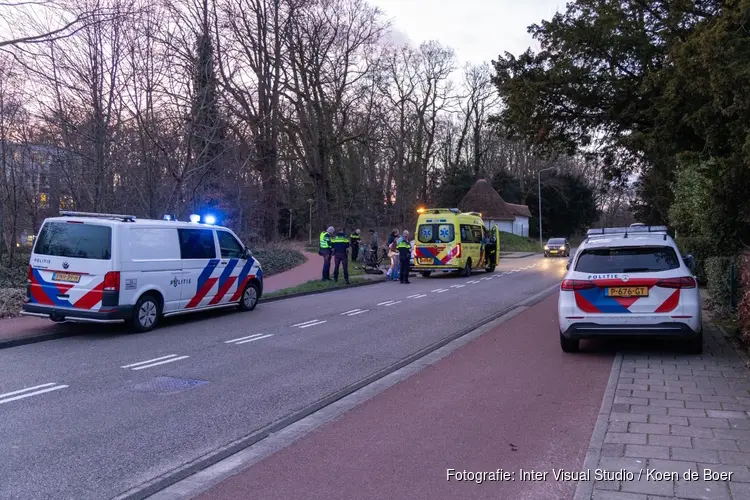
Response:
[513, 216, 529, 237]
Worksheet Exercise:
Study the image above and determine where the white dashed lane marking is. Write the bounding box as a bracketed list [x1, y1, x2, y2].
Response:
[226, 333, 274, 345]
[409, 294, 427, 299]
[384, 300, 402, 306]
[0, 383, 68, 405]
[450, 284, 465, 288]
[480, 277, 492, 281]
[344, 309, 368, 316]
[295, 320, 327, 329]
[121, 354, 190, 371]
[378, 300, 397, 306]
[467, 280, 480, 284]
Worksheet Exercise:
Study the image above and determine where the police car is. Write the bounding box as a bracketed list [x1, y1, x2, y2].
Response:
[21, 211, 263, 332]
[558, 225, 702, 354]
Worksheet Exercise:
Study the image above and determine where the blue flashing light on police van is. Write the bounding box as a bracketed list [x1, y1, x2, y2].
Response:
[204, 215, 216, 225]
[189, 214, 200, 223]
[163, 215, 172, 221]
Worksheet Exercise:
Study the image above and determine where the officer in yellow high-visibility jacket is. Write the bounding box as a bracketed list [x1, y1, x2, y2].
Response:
[396, 230, 412, 284]
[319, 226, 334, 281]
[350, 229, 361, 262]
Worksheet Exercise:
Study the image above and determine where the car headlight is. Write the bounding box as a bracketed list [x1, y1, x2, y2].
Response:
[544, 245, 549, 250]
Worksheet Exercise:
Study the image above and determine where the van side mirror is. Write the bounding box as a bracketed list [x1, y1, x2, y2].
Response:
[243, 248, 253, 259]
[566, 258, 572, 271]
[683, 254, 695, 272]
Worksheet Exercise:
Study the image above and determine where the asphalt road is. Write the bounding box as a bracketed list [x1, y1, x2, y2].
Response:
[0, 254, 568, 500]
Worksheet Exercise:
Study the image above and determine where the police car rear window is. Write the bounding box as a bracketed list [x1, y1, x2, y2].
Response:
[418, 224, 454, 244]
[575, 246, 680, 274]
[34, 221, 112, 260]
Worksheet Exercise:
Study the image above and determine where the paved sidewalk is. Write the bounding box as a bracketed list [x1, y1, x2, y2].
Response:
[0, 250, 327, 345]
[576, 322, 750, 500]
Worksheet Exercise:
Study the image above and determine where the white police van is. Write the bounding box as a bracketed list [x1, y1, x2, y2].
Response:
[558, 225, 701, 354]
[21, 211, 263, 332]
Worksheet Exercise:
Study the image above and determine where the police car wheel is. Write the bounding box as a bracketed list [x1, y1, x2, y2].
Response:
[131, 294, 161, 333]
[239, 282, 259, 311]
[560, 331, 579, 353]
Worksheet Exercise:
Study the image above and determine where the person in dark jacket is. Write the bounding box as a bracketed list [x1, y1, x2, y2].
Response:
[396, 230, 412, 284]
[350, 229, 361, 262]
[319, 226, 334, 281]
[331, 229, 350, 284]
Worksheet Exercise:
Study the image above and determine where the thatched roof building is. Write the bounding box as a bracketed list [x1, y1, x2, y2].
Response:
[458, 179, 515, 221]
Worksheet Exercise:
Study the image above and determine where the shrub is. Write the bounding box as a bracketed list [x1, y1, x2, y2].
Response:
[674, 236, 711, 285]
[705, 256, 740, 313]
[738, 251, 750, 346]
[0, 288, 25, 319]
[0, 252, 29, 289]
[252, 248, 305, 276]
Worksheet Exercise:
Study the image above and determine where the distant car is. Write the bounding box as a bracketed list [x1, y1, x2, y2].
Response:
[544, 238, 570, 258]
[558, 225, 702, 354]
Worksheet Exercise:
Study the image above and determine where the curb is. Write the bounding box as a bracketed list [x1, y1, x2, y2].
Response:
[0, 279, 387, 351]
[572, 352, 622, 500]
[115, 282, 562, 500]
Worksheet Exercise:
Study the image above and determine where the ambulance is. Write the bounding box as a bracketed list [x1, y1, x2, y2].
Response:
[413, 208, 500, 277]
[21, 211, 263, 332]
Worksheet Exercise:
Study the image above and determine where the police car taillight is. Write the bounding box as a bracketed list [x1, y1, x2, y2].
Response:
[561, 279, 596, 291]
[656, 277, 696, 289]
[103, 271, 120, 291]
[27, 265, 32, 283]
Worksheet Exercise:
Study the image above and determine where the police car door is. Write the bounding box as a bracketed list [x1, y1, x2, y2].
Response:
[177, 227, 219, 309]
[212, 230, 248, 305]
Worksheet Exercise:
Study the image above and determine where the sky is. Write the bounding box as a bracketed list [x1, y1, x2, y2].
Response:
[370, 0, 564, 65]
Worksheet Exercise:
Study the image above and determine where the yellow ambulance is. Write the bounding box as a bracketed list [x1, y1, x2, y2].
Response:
[413, 208, 500, 277]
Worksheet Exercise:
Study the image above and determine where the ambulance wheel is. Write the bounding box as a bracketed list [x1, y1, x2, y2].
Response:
[131, 293, 161, 333]
[421, 271, 432, 277]
[485, 265, 495, 273]
[560, 331, 579, 353]
[239, 282, 260, 311]
[461, 260, 472, 277]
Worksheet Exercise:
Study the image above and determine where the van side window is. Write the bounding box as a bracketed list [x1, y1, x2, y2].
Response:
[471, 226, 483, 242]
[217, 231, 244, 258]
[461, 225, 482, 243]
[177, 229, 216, 259]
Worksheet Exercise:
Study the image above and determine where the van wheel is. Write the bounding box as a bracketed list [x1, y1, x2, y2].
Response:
[239, 282, 260, 311]
[421, 271, 432, 278]
[485, 265, 495, 273]
[131, 294, 161, 333]
[560, 331, 579, 353]
[461, 260, 472, 277]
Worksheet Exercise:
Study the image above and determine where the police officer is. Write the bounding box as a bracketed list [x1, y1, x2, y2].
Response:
[319, 226, 334, 281]
[331, 228, 350, 284]
[350, 229, 361, 262]
[397, 230, 412, 284]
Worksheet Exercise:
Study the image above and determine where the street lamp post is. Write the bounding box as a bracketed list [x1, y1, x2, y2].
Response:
[288, 209, 293, 239]
[307, 199, 314, 245]
[538, 166, 556, 249]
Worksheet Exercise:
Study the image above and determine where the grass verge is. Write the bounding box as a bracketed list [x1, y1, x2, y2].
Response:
[264, 276, 369, 299]
[500, 232, 541, 253]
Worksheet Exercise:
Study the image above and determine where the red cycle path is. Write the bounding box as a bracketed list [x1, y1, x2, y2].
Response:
[0, 251, 324, 343]
[196, 294, 614, 500]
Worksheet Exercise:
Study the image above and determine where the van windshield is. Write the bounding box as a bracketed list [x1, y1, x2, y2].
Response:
[34, 221, 112, 260]
[575, 246, 679, 274]
[417, 223, 455, 244]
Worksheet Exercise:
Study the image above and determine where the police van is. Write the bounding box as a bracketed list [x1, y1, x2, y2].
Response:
[413, 208, 500, 277]
[21, 211, 263, 332]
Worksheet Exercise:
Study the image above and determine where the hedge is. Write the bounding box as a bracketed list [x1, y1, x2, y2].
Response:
[705, 256, 740, 311]
[738, 251, 750, 347]
[0, 288, 25, 319]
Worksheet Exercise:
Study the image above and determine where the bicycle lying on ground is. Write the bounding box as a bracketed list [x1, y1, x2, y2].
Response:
[358, 246, 388, 274]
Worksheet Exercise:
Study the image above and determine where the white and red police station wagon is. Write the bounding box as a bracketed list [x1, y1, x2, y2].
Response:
[558, 225, 702, 354]
[22, 211, 263, 332]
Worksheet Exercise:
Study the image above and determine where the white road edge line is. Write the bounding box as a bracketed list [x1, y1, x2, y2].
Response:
[384, 301, 402, 306]
[0, 382, 58, 399]
[130, 356, 190, 371]
[0, 385, 68, 405]
[347, 310, 368, 316]
[236, 334, 274, 344]
[225, 334, 264, 344]
[299, 321, 327, 329]
[121, 354, 178, 369]
[292, 320, 319, 327]
[341, 309, 361, 315]
[377, 300, 395, 306]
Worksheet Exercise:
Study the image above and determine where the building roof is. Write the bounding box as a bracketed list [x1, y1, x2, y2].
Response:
[506, 202, 532, 218]
[458, 179, 515, 221]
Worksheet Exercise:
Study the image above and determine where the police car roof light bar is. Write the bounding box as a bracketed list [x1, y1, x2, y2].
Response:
[586, 225, 668, 237]
[60, 210, 136, 222]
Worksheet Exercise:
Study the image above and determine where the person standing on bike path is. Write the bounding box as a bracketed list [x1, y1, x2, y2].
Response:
[387, 229, 399, 280]
[397, 230, 412, 284]
[319, 226, 334, 281]
[350, 229, 361, 262]
[331, 229, 350, 284]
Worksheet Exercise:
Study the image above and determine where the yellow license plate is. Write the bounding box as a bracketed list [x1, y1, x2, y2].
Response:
[52, 272, 81, 283]
[418, 258, 433, 265]
[606, 286, 648, 297]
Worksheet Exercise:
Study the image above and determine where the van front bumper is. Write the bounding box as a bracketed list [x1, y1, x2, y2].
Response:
[21, 303, 133, 324]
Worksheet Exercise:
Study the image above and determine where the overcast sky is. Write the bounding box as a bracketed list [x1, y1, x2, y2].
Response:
[370, 0, 564, 65]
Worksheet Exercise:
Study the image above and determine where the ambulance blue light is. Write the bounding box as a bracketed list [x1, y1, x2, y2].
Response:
[189, 214, 200, 223]
[204, 215, 216, 225]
